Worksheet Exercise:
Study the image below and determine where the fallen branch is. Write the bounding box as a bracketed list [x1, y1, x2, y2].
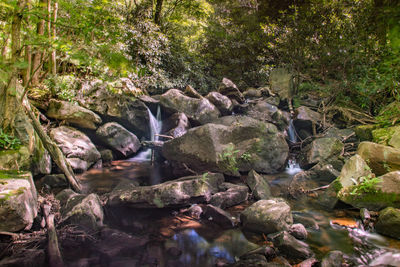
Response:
[42, 204, 64, 267]
[307, 185, 329, 192]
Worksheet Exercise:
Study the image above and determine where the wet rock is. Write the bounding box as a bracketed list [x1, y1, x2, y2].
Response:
[298, 137, 344, 169]
[0, 171, 38, 232]
[292, 213, 319, 230]
[46, 99, 102, 130]
[184, 204, 204, 219]
[202, 204, 236, 228]
[56, 190, 104, 230]
[0, 249, 45, 267]
[108, 173, 224, 208]
[50, 126, 101, 172]
[162, 116, 289, 176]
[369, 251, 400, 266]
[338, 171, 400, 211]
[289, 223, 308, 240]
[240, 198, 293, 234]
[297, 258, 318, 267]
[293, 106, 322, 139]
[239, 245, 277, 261]
[218, 78, 245, 103]
[210, 182, 248, 209]
[246, 170, 272, 200]
[321, 250, 345, 267]
[230, 254, 268, 267]
[272, 231, 314, 261]
[159, 89, 220, 125]
[357, 141, 400, 175]
[205, 91, 233, 115]
[162, 112, 191, 138]
[375, 207, 400, 239]
[100, 149, 114, 163]
[96, 122, 140, 157]
[79, 83, 150, 138]
[38, 174, 68, 192]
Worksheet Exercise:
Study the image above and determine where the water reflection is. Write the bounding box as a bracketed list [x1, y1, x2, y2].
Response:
[168, 229, 258, 266]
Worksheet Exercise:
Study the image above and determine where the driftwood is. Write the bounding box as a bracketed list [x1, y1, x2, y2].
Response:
[141, 140, 165, 149]
[42, 204, 64, 267]
[23, 101, 82, 192]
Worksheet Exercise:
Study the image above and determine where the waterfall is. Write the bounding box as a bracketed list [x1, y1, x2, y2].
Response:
[130, 106, 162, 162]
[286, 119, 302, 174]
[287, 119, 297, 143]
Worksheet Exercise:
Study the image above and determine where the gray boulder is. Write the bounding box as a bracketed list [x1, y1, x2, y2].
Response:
[46, 99, 102, 130]
[56, 189, 104, 230]
[108, 173, 224, 208]
[0, 171, 38, 232]
[289, 223, 308, 240]
[162, 112, 190, 138]
[299, 137, 344, 169]
[218, 78, 245, 103]
[246, 170, 272, 200]
[50, 126, 101, 172]
[205, 91, 233, 115]
[210, 182, 249, 209]
[162, 116, 289, 175]
[240, 198, 293, 234]
[202, 204, 236, 229]
[321, 250, 345, 267]
[272, 231, 314, 261]
[160, 89, 220, 125]
[96, 122, 140, 157]
[293, 106, 322, 139]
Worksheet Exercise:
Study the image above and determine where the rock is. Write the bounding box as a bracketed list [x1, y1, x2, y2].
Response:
[324, 127, 357, 143]
[162, 112, 191, 138]
[46, 99, 102, 130]
[50, 126, 101, 172]
[56, 190, 104, 230]
[354, 124, 376, 142]
[39, 174, 68, 192]
[184, 85, 203, 99]
[0, 249, 45, 267]
[375, 207, 400, 239]
[230, 254, 268, 267]
[318, 180, 342, 210]
[31, 134, 52, 176]
[79, 83, 150, 138]
[292, 213, 319, 230]
[338, 171, 400, 211]
[0, 171, 38, 232]
[96, 122, 140, 157]
[289, 223, 308, 240]
[246, 100, 278, 123]
[100, 149, 114, 163]
[210, 182, 248, 209]
[108, 173, 224, 208]
[299, 137, 344, 169]
[369, 252, 400, 267]
[297, 258, 318, 267]
[337, 154, 372, 188]
[272, 231, 314, 261]
[321, 250, 345, 267]
[159, 89, 220, 125]
[357, 141, 400, 175]
[162, 116, 289, 175]
[246, 170, 272, 200]
[184, 204, 203, 219]
[293, 106, 322, 139]
[240, 198, 293, 234]
[202, 204, 236, 228]
[243, 88, 262, 99]
[0, 146, 31, 171]
[218, 78, 245, 103]
[205, 91, 233, 115]
[390, 127, 400, 149]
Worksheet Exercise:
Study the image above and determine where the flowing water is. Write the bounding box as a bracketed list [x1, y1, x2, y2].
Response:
[76, 113, 400, 266]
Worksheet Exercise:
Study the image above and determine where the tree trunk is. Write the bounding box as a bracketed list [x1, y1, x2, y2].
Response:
[0, 0, 27, 131]
[50, 1, 58, 76]
[23, 0, 32, 87]
[31, 0, 46, 85]
[154, 0, 163, 25]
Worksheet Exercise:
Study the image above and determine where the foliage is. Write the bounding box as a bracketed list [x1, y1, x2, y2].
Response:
[376, 101, 400, 127]
[0, 129, 21, 150]
[44, 75, 77, 101]
[350, 174, 381, 196]
[218, 143, 239, 173]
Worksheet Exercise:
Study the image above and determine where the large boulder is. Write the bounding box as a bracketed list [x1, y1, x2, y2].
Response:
[210, 182, 249, 209]
[298, 137, 344, 169]
[79, 82, 150, 138]
[293, 106, 322, 139]
[162, 116, 289, 175]
[56, 189, 104, 230]
[0, 171, 38, 232]
[338, 171, 400, 210]
[162, 112, 191, 138]
[50, 126, 101, 172]
[96, 122, 140, 157]
[245, 170, 272, 200]
[205, 91, 233, 115]
[46, 99, 102, 130]
[240, 198, 293, 234]
[108, 173, 224, 208]
[357, 141, 400, 175]
[159, 89, 220, 125]
[218, 78, 245, 103]
[272, 231, 314, 261]
[375, 207, 400, 239]
[246, 100, 279, 123]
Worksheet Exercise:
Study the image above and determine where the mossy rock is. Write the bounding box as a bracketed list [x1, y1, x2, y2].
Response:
[375, 207, 400, 239]
[0, 146, 31, 171]
[372, 126, 400, 147]
[354, 124, 377, 142]
[357, 142, 400, 176]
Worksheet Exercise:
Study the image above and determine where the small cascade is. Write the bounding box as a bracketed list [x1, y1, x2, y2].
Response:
[287, 119, 297, 143]
[130, 105, 162, 162]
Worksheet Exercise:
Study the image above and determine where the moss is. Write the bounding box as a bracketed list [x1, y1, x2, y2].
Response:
[339, 187, 400, 210]
[354, 124, 377, 142]
[0, 170, 28, 179]
[372, 127, 399, 145]
[153, 195, 165, 208]
[0, 186, 27, 204]
[331, 178, 343, 193]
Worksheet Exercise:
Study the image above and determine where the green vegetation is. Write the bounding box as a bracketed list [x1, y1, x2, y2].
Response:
[218, 143, 239, 174]
[349, 174, 381, 196]
[0, 129, 21, 150]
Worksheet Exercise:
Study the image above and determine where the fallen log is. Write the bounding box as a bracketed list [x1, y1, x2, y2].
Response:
[42, 204, 64, 267]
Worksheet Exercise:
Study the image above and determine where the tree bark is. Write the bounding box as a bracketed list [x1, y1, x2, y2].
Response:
[31, 0, 46, 85]
[154, 0, 163, 25]
[50, 1, 58, 76]
[42, 204, 64, 267]
[23, 0, 32, 87]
